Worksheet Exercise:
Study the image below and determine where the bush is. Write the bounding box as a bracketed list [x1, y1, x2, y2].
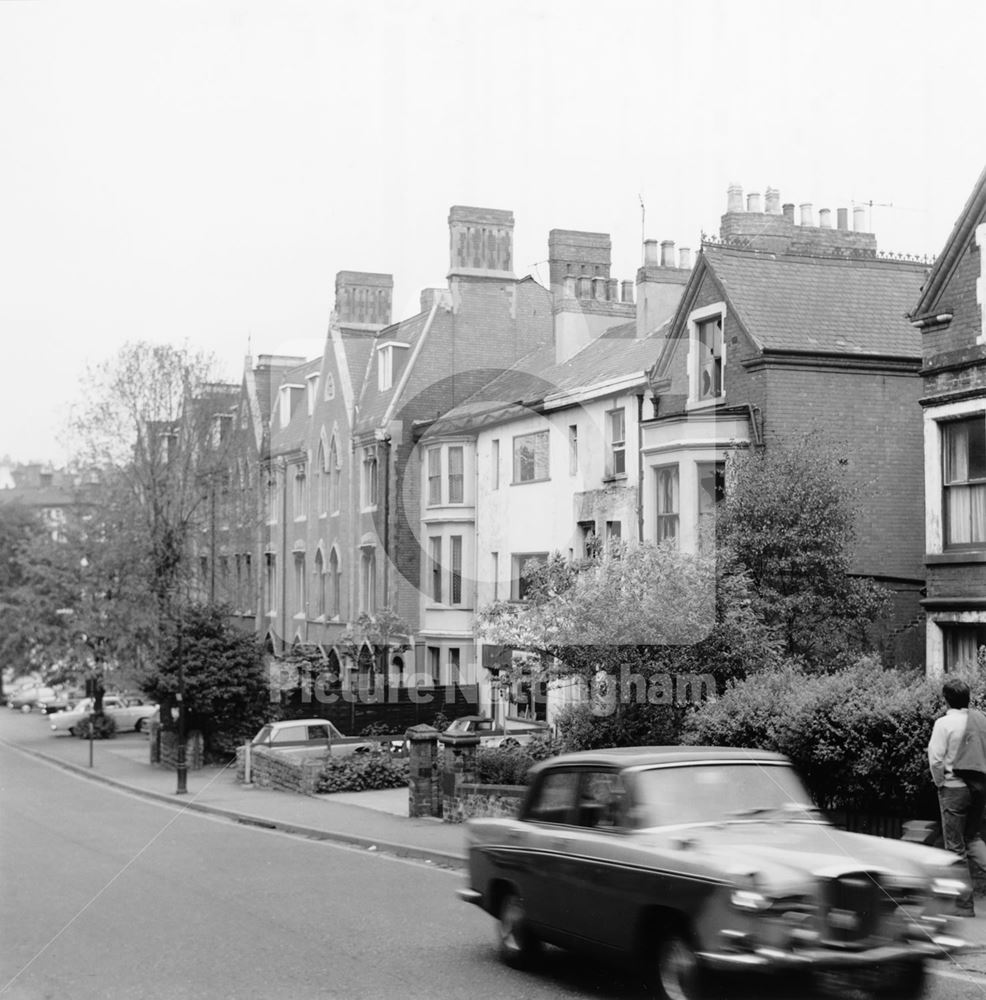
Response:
[476, 746, 537, 786]
[359, 721, 400, 737]
[76, 713, 117, 740]
[315, 754, 409, 794]
[683, 657, 954, 818]
[554, 702, 695, 753]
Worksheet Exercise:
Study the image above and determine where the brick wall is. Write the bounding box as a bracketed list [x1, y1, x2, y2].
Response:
[922, 243, 983, 360]
[235, 744, 323, 794]
[443, 783, 526, 823]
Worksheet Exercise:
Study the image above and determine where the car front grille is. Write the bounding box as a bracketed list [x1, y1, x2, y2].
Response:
[821, 872, 881, 945]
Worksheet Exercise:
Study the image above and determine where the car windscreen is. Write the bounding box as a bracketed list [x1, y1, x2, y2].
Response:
[631, 762, 814, 828]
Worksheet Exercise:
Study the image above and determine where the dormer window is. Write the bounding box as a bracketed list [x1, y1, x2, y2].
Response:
[278, 385, 304, 429]
[306, 373, 319, 415]
[211, 413, 233, 448]
[687, 303, 727, 408]
[375, 341, 410, 392]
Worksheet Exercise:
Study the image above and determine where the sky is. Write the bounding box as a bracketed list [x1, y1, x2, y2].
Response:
[2, 0, 985, 465]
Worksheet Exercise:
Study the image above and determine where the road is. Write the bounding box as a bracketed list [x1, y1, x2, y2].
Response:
[2, 733, 985, 1000]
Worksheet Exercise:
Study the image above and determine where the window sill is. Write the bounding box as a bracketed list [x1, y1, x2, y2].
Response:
[602, 473, 628, 484]
[926, 550, 986, 565]
[511, 477, 550, 486]
[685, 395, 725, 411]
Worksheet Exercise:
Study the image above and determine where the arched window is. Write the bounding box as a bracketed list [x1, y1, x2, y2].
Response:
[328, 437, 340, 515]
[314, 549, 326, 618]
[317, 441, 328, 515]
[329, 548, 341, 618]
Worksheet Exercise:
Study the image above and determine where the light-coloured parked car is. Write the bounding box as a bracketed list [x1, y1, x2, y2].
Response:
[49, 695, 158, 735]
[459, 746, 968, 1000]
[7, 686, 57, 712]
[251, 718, 375, 756]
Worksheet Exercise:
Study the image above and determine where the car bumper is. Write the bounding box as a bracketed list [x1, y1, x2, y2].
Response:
[698, 935, 965, 972]
[457, 888, 483, 906]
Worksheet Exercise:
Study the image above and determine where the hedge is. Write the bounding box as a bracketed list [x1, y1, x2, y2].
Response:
[315, 754, 409, 794]
[682, 658, 969, 818]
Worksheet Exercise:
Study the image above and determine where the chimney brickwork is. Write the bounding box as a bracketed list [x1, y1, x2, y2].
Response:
[448, 206, 514, 276]
[334, 271, 394, 327]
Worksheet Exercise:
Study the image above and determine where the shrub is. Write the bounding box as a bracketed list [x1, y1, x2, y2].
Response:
[683, 657, 957, 818]
[475, 746, 538, 786]
[315, 754, 408, 794]
[76, 713, 117, 740]
[359, 721, 401, 737]
[554, 702, 695, 753]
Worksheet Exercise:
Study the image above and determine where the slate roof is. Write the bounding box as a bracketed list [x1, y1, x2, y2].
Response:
[353, 310, 434, 435]
[702, 243, 927, 357]
[423, 325, 667, 436]
[269, 358, 321, 456]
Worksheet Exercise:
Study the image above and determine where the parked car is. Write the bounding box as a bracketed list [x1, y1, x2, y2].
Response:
[250, 719, 375, 756]
[458, 746, 968, 1000]
[7, 686, 57, 712]
[37, 688, 85, 715]
[443, 715, 546, 749]
[49, 695, 158, 735]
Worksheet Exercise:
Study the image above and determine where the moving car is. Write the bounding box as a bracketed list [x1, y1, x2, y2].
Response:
[458, 746, 967, 1000]
[250, 719, 375, 756]
[49, 695, 158, 735]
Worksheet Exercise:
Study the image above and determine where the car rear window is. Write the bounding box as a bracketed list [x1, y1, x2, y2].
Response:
[526, 770, 579, 824]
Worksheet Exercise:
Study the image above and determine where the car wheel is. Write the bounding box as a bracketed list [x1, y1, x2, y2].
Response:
[497, 890, 540, 969]
[656, 932, 705, 1000]
[871, 959, 927, 999]
[134, 718, 144, 733]
[21, 704, 32, 713]
[67, 727, 75, 737]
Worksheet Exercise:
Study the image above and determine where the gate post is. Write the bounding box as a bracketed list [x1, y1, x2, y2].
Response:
[438, 731, 481, 823]
[406, 724, 440, 817]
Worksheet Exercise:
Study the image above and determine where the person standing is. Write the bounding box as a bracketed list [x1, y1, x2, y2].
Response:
[928, 677, 986, 916]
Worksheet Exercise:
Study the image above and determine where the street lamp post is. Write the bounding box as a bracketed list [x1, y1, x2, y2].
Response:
[175, 620, 187, 795]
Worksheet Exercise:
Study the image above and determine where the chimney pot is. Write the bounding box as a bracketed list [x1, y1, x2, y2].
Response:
[620, 280, 634, 304]
[727, 184, 744, 213]
[660, 240, 676, 267]
[799, 203, 814, 227]
[782, 203, 796, 222]
[607, 278, 619, 301]
[644, 238, 659, 265]
[563, 275, 577, 299]
[678, 247, 693, 269]
[592, 276, 607, 300]
[819, 208, 832, 229]
[765, 187, 781, 214]
[578, 276, 593, 298]
[837, 208, 849, 231]
[853, 206, 867, 232]
[747, 192, 763, 213]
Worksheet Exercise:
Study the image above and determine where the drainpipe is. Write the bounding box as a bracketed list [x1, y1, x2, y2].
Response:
[636, 394, 645, 542]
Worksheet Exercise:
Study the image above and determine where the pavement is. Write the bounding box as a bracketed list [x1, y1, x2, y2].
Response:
[6, 710, 986, 979]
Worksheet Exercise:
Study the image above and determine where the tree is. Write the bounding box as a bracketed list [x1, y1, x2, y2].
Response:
[139, 602, 270, 758]
[478, 543, 779, 719]
[717, 438, 890, 669]
[0, 502, 48, 690]
[68, 342, 236, 673]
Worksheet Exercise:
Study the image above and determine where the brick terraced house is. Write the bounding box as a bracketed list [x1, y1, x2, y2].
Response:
[642, 185, 931, 666]
[909, 164, 986, 674]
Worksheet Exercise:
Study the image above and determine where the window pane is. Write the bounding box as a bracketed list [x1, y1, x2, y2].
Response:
[513, 432, 548, 483]
[428, 448, 441, 504]
[448, 447, 464, 503]
[527, 771, 579, 824]
[450, 535, 463, 604]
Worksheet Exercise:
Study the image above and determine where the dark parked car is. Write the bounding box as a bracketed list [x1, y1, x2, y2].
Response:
[458, 747, 968, 1000]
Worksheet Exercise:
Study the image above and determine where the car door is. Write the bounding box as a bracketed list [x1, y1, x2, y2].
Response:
[561, 768, 640, 950]
[516, 768, 582, 938]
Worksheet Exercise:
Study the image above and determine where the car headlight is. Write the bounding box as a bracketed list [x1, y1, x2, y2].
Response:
[931, 877, 969, 899]
[730, 889, 772, 912]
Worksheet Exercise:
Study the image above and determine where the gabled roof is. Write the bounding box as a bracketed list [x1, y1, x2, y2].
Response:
[353, 309, 436, 435]
[269, 358, 321, 456]
[696, 242, 927, 357]
[910, 162, 986, 322]
[423, 326, 667, 437]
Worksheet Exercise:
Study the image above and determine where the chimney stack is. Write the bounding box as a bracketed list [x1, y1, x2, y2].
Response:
[765, 188, 781, 214]
[727, 184, 744, 213]
[547, 229, 611, 296]
[799, 203, 814, 227]
[448, 206, 514, 276]
[335, 271, 394, 327]
[644, 239, 660, 265]
[837, 208, 849, 231]
[853, 206, 867, 231]
[621, 280, 634, 304]
[783, 203, 795, 222]
[818, 208, 832, 229]
[679, 247, 693, 269]
[746, 192, 763, 214]
[660, 240, 676, 267]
